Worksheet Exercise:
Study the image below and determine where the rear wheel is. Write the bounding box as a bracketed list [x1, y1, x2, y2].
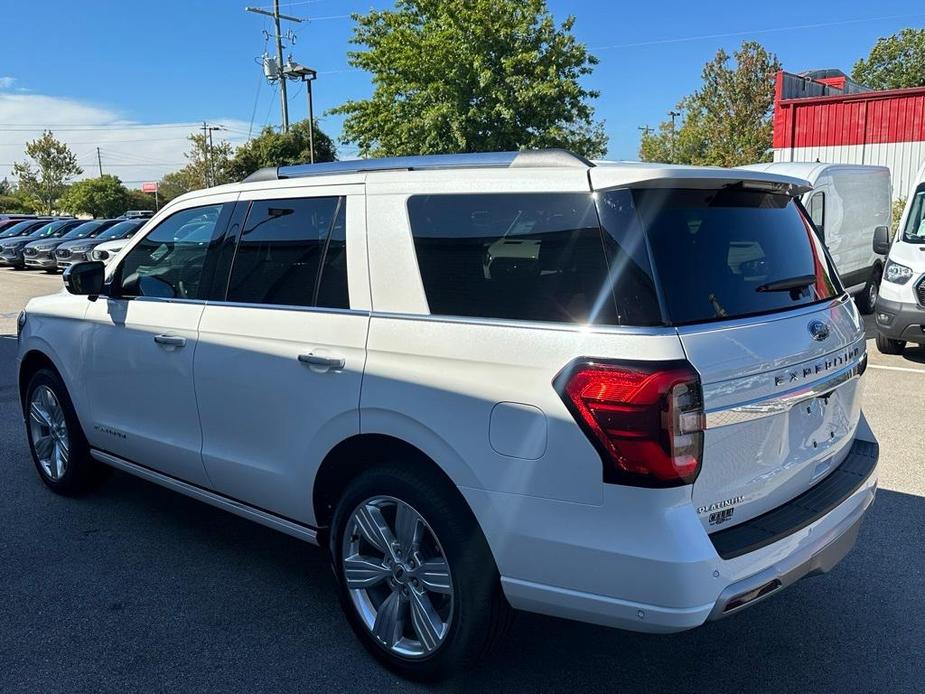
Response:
[24, 368, 102, 495]
[330, 464, 511, 680]
[855, 266, 882, 315]
[875, 333, 906, 355]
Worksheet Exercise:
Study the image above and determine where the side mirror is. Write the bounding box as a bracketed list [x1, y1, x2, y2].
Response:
[872, 226, 891, 255]
[63, 261, 106, 298]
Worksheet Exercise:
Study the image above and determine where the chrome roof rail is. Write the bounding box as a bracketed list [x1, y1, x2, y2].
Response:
[242, 148, 593, 182]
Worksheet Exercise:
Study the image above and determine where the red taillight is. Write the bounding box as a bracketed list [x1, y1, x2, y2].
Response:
[554, 359, 704, 487]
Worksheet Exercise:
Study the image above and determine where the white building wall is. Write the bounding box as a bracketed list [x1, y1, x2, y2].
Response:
[774, 141, 925, 202]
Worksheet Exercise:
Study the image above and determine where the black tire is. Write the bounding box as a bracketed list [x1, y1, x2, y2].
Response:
[330, 463, 512, 680]
[855, 266, 882, 315]
[875, 333, 906, 355]
[24, 368, 103, 495]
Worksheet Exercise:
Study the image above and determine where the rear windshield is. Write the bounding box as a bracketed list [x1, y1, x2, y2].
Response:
[615, 188, 840, 325]
[407, 188, 839, 327]
[901, 183, 925, 243]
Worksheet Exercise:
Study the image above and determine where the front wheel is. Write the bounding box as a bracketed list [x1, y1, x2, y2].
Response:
[24, 368, 102, 495]
[855, 266, 882, 315]
[331, 464, 511, 680]
[876, 333, 906, 355]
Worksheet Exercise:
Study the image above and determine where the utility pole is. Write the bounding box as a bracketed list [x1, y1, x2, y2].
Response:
[245, 3, 303, 133]
[200, 122, 224, 187]
[96, 147, 103, 177]
[638, 125, 653, 137]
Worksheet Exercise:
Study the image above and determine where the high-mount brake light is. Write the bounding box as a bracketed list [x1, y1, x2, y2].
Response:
[554, 359, 705, 487]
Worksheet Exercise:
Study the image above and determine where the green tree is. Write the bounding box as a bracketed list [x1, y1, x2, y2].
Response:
[330, 0, 607, 157]
[853, 28, 925, 90]
[227, 119, 337, 181]
[157, 132, 233, 200]
[640, 41, 780, 167]
[59, 175, 129, 218]
[125, 188, 158, 212]
[11, 131, 82, 214]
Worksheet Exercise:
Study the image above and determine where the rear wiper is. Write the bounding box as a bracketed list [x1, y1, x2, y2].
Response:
[755, 275, 816, 293]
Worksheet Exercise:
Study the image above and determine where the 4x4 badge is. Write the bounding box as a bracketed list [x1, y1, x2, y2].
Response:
[808, 320, 830, 342]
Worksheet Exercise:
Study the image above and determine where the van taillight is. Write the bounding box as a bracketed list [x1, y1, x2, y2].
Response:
[554, 359, 704, 487]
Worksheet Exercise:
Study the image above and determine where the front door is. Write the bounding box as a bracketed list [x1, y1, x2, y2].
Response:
[83, 199, 237, 485]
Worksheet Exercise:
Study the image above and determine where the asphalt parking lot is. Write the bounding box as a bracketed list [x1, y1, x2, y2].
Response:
[1, 266, 923, 693]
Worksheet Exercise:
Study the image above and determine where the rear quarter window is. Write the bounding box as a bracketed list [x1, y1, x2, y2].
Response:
[406, 192, 661, 326]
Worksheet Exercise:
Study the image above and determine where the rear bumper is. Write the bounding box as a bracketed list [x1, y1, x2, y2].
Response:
[874, 297, 925, 343]
[464, 425, 878, 634]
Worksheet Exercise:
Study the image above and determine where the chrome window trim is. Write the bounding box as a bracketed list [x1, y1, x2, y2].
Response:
[369, 310, 677, 336]
[205, 300, 369, 316]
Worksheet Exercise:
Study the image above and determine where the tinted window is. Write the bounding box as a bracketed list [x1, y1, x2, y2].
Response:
[624, 188, 838, 325]
[117, 205, 225, 299]
[226, 196, 346, 308]
[95, 220, 142, 241]
[61, 220, 110, 240]
[901, 184, 925, 243]
[808, 192, 825, 231]
[0, 220, 45, 238]
[407, 193, 644, 324]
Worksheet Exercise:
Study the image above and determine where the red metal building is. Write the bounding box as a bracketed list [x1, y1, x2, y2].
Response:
[773, 70, 925, 200]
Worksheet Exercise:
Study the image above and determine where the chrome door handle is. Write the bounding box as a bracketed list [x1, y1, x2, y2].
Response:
[298, 353, 345, 370]
[154, 334, 187, 348]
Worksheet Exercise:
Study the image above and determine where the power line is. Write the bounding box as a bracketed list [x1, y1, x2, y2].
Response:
[590, 12, 925, 50]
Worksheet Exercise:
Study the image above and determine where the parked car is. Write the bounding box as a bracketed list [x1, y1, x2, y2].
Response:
[17, 150, 878, 679]
[55, 219, 134, 270]
[873, 161, 925, 354]
[53, 219, 121, 270]
[741, 162, 892, 314]
[0, 219, 68, 268]
[22, 220, 90, 271]
[122, 209, 155, 219]
[81, 219, 147, 264]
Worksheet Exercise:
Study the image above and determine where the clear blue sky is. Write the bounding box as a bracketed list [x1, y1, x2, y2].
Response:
[1, 0, 924, 182]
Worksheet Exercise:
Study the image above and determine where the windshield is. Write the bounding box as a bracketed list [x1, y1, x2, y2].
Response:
[37, 220, 76, 239]
[0, 220, 44, 238]
[901, 184, 925, 243]
[597, 187, 840, 326]
[94, 220, 140, 241]
[61, 220, 109, 240]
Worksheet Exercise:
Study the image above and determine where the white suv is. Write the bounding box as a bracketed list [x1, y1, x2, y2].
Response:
[17, 150, 878, 679]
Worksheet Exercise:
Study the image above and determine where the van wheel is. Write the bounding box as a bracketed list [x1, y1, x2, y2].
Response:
[330, 464, 512, 680]
[855, 266, 882, 315]
[24, 368, 102, 495]
[875, 333, 906, 355]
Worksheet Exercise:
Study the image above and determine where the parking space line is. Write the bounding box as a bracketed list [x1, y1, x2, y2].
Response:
[869, 364, 925, 375]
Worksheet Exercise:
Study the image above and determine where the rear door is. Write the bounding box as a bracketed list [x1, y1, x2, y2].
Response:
[592, 180, 866, 530]
[194, 184, 369, 523]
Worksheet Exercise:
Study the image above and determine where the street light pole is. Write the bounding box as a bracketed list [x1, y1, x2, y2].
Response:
[306, 75, 315, 163]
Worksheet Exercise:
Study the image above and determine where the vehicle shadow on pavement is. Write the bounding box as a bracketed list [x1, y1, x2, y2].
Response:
[2, 430, 921, 694]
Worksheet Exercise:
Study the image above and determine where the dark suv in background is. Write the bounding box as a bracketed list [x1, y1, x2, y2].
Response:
[0, 219, 69, 267]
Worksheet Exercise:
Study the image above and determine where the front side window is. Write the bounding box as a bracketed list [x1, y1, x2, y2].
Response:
[116, 204, 225, 299]
[407, 192, 653, 324]
[226, 196, 347, 308]
[901, 184, 925, 243]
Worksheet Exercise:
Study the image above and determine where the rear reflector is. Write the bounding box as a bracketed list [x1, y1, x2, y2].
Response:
[554, 359, 704, 487]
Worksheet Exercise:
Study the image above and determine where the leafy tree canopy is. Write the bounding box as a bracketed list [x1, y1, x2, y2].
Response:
[853, 28, 925, 90]
[12, 131, 82, 214]
[640, 41, 781, 167]
[226, 119, 337, 181]
[157, 132, 233, 201]
[330, 0, 607, 158]
[59, 175, 130, 218]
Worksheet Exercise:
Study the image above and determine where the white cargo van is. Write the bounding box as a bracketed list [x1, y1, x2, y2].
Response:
[742, 163, 891, 314]
[873, 161, 925, 354]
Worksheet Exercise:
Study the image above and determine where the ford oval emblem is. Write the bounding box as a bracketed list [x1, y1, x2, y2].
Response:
[809, 320, 830, 342]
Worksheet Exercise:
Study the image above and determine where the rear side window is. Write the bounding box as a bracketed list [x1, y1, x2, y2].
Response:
[407, 193, 659, 325]
[622, 188, 839, 325]
[226, 196, 347, 308]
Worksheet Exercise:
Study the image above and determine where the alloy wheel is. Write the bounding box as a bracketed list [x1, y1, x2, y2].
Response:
[342, 496, 453, 658]
[29, 385, 70, 480]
